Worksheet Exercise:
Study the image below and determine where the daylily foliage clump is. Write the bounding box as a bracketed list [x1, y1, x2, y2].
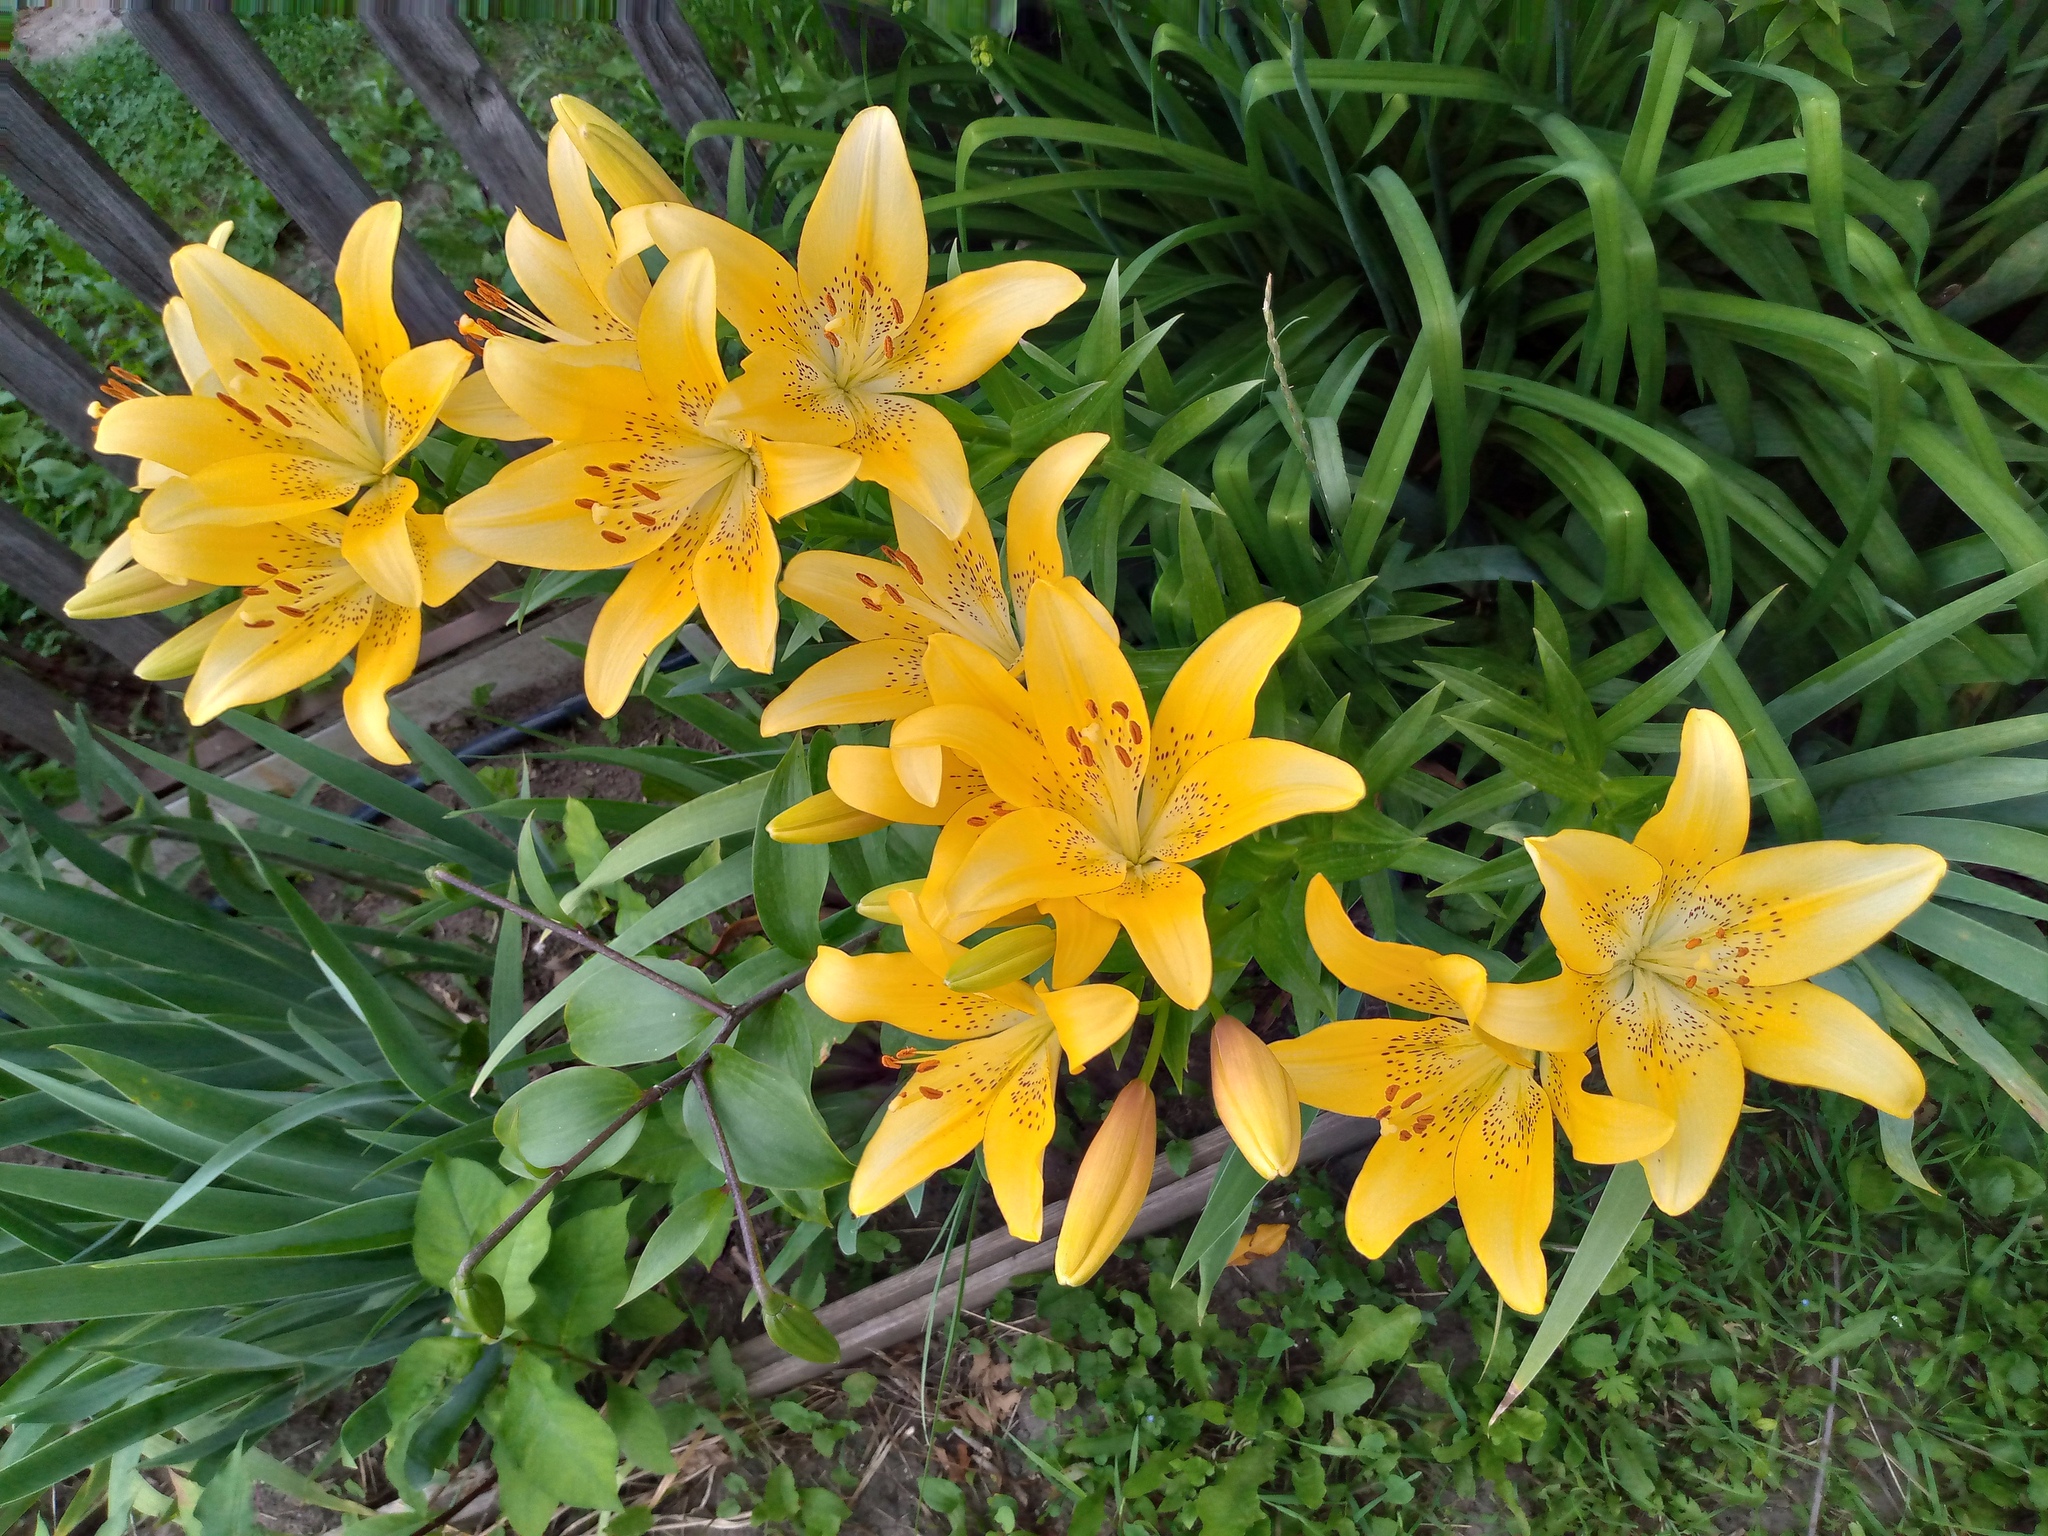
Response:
[68, 95, 1952, 1338]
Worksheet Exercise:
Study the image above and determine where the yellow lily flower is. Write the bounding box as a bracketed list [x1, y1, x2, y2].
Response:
[1054, 1079, 1156, 1287]
[441, 98, 678, 439]
[1278, 874, 1674, 1314]
[93, 203, 472, 536]
[808, 893, 1139, 1240]
[616, 106, 1085, 537]
[1510, 709, 1942, 1216]
[1211, 1014, 1301, 1179]
[761, 433, 1110, 736]
[893, 585, 1366, 1008]
[444, 249, 860, 701]
[127, 499, 489, 764]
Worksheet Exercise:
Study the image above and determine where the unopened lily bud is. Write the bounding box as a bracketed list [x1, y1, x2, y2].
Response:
[856, 878, 925, 922]
[551, 95, 685, 208]
[1054, 1080, 1155, 1286]
[765, 789, 884, 845]
[944, 925, 1056, 992]
[135, 605, 235, 682]
[64, 565, 195, 621]
[1210, 1015, 1300, 1179]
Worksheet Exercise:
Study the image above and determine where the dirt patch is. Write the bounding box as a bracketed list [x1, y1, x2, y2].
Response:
[12, 6, 124, 66]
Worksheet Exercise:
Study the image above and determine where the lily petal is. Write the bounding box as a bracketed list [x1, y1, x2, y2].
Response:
[1595, 977, 1746, 1216]
[442, 445, 675, 570]
[847, 1023, 1050, 1216]
[921, 632, 1035, 728]
[1042, 896, 1122, 988]
[138, 453, 366, 531]
[483, 335, 657, 446]
[552, 95, 685, 210]
[1634, 708, 1750, 896]
[408, 511, 495, 609]
[799, 105, 928, 332]
[1081, 860, 1210, 1010]
[379, 340, 473, 468]
[759, 639, 930, 735]
[66, 564, 205, 620]
[759, 439, 861, 520]
[1041, 983, 1139, 1072]
[1005, 433, 1106, 624]
[1539, 1049, 1674, 1163]
[544, 119, 645, 326]
[983, 1034, 1061, 1241]
[692, 482, 780, 674]
[1710, 979, 1926, 1118]
[1026, 578, 1148, 843]
[336, 201, 411, 383]
[807, 946, 1033, 1041]
[343, 599, 421, 765]
[438, 369, 535, 440]
[341, 475, 423, 608]
[827, 744, 983, 827]
[637, 248, 724, 424]
[882, 263, 1087, 395]
[717, 346, 860, 446]
[1271, 1015, 1500, 1121]
[1699, 842, 1946, 986]
[889, 493, 1014, 656]
[504, 207, 622, 344]
[780, 550, 952, 642]
[1525, 829, 1663, 976]
[890, 702, 1065, 812]
[622, 203, 804, 353]
[585, 534, 701, 718]
[1145, 737, 1363, 863]
[1476, 971, 1599, 1052]
[186, 589, 374, 725]
[1453, 1070, 1553, 1315]
[939, 804, 1128, 938]
[847, 394, 976, 538]
[766, 789, 884, 844]
[1345, 1130, 1457, 1259]
[1302, 873, 1491, 1021]
[94, 394, 293, 475]
[1144, 602, 1299, 804]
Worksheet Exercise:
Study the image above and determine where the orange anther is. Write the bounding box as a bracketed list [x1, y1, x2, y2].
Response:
[600, 530, 627, 543]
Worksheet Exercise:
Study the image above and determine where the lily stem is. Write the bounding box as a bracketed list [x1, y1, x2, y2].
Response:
[698, 1077, 773, 1310]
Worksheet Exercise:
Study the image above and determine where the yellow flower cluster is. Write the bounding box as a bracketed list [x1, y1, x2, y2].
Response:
[67, 102, 1949, 1317]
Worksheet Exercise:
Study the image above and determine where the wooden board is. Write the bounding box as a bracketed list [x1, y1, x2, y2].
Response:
[122, 7, 465, 344]
[0, 662, 77, 763]
[360, 7, 559, 237]
[0, 498, 168, 669]
[0, 63, 180, 307]
[615, 0, 762, 212]
[0, 288, 137, 480]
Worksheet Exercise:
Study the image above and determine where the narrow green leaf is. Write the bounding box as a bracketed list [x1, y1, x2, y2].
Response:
[568, 774, 767, 899]
[754, 742, 828, 959]
[1495, 1162, 1652, 1422]
[1367, 168, 1467, 526]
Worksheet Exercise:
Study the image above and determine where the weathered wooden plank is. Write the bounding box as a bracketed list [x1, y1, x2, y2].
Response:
[359, 6, 559, 237]
[0, 662, 77, 763]
[0, 499, 168, 670]
[121, 5, 465, 344]
[614, 0, 761, 212]
[0, 289, 137, 482]
[0, 63, 180, 307]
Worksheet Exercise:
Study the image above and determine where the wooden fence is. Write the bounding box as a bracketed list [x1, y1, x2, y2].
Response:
[0, 1, 763, 759]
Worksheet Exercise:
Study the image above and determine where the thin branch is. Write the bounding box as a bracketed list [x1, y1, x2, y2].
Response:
[698, 1077, 772, 1309]
[1263, 273, 1310, 458]
[430, 865, 731, 1020]
[449, 926, 875, 1293]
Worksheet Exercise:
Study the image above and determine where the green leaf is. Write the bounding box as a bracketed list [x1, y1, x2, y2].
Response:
[1879, 1113, 1938, 1195]
[495, 1066, 645, 1176]
[755, 741, 829, 959]
[606, 1381, 675, 1474]
[1496, 1161, 1653, 1422]
[626, 1183, 732, 1300]
[682, 1051, 852, 1190]
[1172, 1143, 1267, 1313]
[1896, 904, 2048, 1009]
[1322, 1302, 1425, 1374]
[524, 1201, 630, 1345]
[517, 815, 569, 924]
[566, 957, 718, 1067]
[259, 857, 453, 1104]
[0, 1255, 411, 1325]
[412, 1156, 552, 1323]
[0, 1375, 273, 1504]
[1456, 721, 1605, 803]
[567, 773, 768, 898]
[496, 1348, 620, 1511]
[1367, 168, 1467, 526]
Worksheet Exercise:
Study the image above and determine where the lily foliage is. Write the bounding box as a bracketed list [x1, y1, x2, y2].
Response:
[7, 0, 2048, 1528]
